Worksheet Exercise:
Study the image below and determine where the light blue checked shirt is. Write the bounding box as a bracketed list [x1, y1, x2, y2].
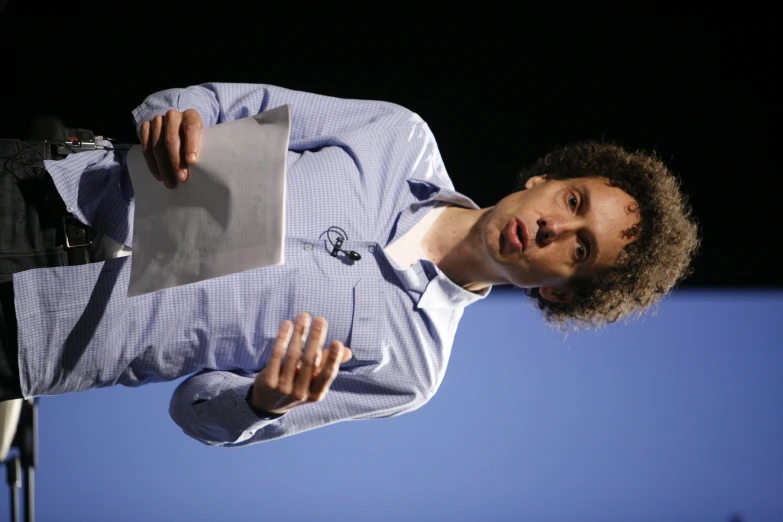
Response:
[12, 83, 491, 446]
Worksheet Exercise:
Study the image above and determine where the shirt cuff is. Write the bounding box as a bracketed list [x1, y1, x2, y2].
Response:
[190, 373, 284, 443]
[131, 105, 178, 139]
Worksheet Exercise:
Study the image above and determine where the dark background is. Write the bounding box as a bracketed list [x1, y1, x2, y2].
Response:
[2, 5, 779, 288]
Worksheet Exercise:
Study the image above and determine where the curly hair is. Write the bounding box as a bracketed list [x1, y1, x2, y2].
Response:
[514, 141, 701, 331]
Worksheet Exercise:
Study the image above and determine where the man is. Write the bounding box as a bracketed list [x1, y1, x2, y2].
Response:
[0, 83, 700, 447]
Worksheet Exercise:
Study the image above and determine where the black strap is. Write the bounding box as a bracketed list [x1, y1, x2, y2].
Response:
[61, 215, 96, 266]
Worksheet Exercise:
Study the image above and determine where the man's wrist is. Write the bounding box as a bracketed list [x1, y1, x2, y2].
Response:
[246, 385, 286, 420]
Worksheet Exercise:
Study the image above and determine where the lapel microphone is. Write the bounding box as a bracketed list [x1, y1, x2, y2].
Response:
[325, 226, 361, 261]
[330, 236, 361, 261]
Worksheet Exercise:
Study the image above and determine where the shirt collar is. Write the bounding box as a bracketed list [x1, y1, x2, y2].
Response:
[417, 260, 491, 309]
[407, 178, 482, 212]
[390, 179, 492, 310]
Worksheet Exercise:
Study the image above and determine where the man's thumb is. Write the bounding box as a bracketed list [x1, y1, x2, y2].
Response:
[341, 346, 353, 363]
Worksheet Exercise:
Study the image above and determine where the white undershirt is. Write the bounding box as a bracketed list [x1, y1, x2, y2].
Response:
[90, 202, 450, 267]
[384, 202, 449, 270]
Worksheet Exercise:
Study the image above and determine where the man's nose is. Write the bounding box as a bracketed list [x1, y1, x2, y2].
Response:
[536, 218, 576, 245]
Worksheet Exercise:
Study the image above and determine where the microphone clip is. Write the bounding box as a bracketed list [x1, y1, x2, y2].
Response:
[330, 236, 361, 261]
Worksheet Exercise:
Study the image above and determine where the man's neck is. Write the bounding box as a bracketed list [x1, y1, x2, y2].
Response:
[421, 205, 497, 292]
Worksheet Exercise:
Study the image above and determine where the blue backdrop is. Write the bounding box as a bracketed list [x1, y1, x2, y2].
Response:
[2, 289, 781, 522]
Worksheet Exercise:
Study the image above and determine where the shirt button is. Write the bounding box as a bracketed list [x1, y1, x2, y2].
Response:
[193, 394, 199, 400]
[368, 245, 376, 253]
[304, 243, 313, 251]
[65, 205, 74, 213]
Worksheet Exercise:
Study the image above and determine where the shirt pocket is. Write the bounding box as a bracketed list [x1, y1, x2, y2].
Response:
[259, 272, 389, 375]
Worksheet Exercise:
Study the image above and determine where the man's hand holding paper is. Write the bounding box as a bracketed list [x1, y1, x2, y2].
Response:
[139, 108, 203, 189]
[126, 105, 292, 296]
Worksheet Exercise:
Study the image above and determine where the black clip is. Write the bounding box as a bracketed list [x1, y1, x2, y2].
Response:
[326, 228, 361, 261]
[62, 215, 94, 249]
[330, 236, 345, 257]
[56, 128, 100, 155]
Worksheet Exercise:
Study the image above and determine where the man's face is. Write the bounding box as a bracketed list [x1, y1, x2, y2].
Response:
[482, 175, 640, 301]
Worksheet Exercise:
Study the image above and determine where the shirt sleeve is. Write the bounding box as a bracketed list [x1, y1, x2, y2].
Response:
[131, 82, 421, 151]
[169, 369, 428, 447]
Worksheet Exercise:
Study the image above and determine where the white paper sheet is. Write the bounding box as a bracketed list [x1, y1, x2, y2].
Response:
[125, 105, 291, 296]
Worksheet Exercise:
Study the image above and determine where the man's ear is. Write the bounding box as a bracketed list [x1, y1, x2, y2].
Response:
[538, 286, 575, 304]
[524, 174, 548, 190]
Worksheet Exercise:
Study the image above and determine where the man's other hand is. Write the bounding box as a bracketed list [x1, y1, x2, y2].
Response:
[250, 313, 353, 416]
[139, 109, 202, 189]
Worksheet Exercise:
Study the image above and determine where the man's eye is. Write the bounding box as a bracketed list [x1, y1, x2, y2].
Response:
[576, 243, 587, 261]
[568, 194, 578, 210]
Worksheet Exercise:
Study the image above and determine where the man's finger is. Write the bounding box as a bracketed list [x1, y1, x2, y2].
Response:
[140, 121, 161, 182]
[163, 110, 186, 184]
[263, 320, 293, 389]
[151, 115, 176, 189]
[293, 317, 327, 400]
[182, 109, 202, 168]
[309, 341, 344, 402]
[279, 313, 310, 395]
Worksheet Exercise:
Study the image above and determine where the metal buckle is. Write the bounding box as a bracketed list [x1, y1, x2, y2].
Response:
[62, 215, 93, 249]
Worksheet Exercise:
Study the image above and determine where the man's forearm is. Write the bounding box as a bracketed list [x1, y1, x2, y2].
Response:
[131, 82, 418, 151]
